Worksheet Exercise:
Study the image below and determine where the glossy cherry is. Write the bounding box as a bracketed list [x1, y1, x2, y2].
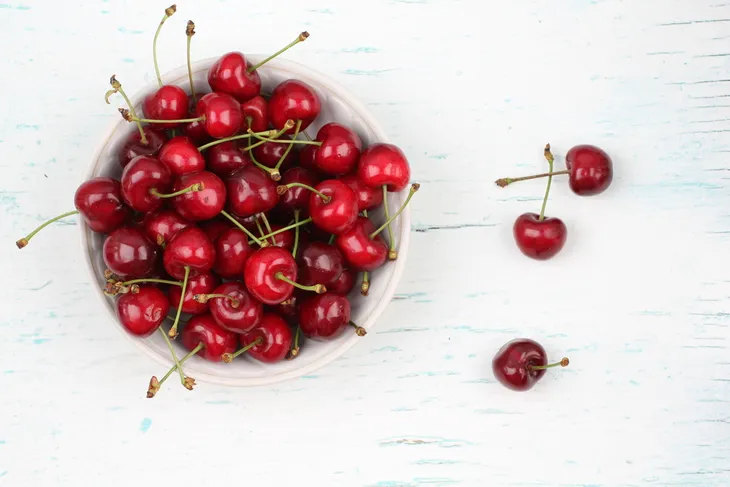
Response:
[565, 144, 613, 196]
[309, 180, 358, 235]
[203, 281, 263, 333]
[212, 228, 254, 278]
[116, 285, 170, 337]
[171, 171, 226, 221]
[335, 217, 388, 271]
[199, 218, 232, 243]
[266, 224, 295, 251]
[118, 127, 166, 168]
[241, 95, 269, 133]
[183, 92, 212, 144]
[180, 313, 238, 362]
[238, 313, 292, 363]
[513, 213, 567, 260]
[225, 165, 279, 217]
[74, 177, 131, 233]
[492, 338, 569, 391]
[120, 155, 173, 213]
[299, 144, 319, 173]
[142, 209, 191, 247]
[252, 138, 298, 172]
[299, 293, 350, 341]
[340, 173, 383, 212]
[328, 268, 356, 295]
[297, 241, 344, 287]
[163, 226, 215, 279]
[207, 141, 251, 177]
[207, 51, 261, 102]
[313, 122, 362, 175]
[196, 92, 243, 139]
[357, 143, 411, 192]
[142, 85, 189, 129]
[244, 246, 299, 305]
[158, 136, 206, 176]
[168, 271, 219, 315]
[269, 79, 321, 134]
[103, 226, 158, 278]
[277, 167, 319, 214]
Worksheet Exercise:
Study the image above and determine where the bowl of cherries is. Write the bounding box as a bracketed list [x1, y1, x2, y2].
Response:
[16, 6, 419, 396]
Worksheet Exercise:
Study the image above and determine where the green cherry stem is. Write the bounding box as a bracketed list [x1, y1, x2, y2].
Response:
[494, 170, 569, 188]
[159, 327, 186, 385]
[248, 148, 280, 181]
[149, 183, 203, 199]
[219, 210, 266, 247]
[193, 293, 240, 307]
[349, 321, 367, 337]
[153, 4, 177, 87]
[328, 234, 335, 244]
[276, 182, 330, 203]
[105, 75, 147, 144]
[381, 186, 396, 259]
[253, 217, 313, 244]
[120, 278, 182, 287]
[274, 120, 301, 172]
[292, 210, 301, 258]
[15, 210, 79, 249]
[254, 216, 267, 240]
[361, 271, 370, 296]
[242, 121, 294, 152]
[539, 144, 555, 221]
[259, 213, 276, 245]
[222, 337, 264, 363]
[370, 183, 420, 240]
[529, 357, 570, 370]
[275, 272, 326, 294]
[148, 342, 203, 398]
[122, 111, 205, 125]
[288, 325, 301, 359]
[247, 32, 310, 73]
[186, 20, 197, 104]
[197, 129, 278, 152]
[168, 266, 190, 339]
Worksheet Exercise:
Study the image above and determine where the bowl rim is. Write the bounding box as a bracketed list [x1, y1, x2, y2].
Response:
[80, 54, 412, 387]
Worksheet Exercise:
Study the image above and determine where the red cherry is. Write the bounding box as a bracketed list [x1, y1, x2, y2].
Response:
[339, 173, 383, 212]
[225, 165, 279, 217]
[244, 246, 299, 305]
[182, 92, 213, 144]
[158, 136, 206, 176]
[276, 167, 320, 214]
[309, 180, 358, 235]
[142, 208, 191, 248]
[297, 241, 344, 286]
[103, 226, 158, 278]
[203, 281, 263, 333]
[206, 141, 252, 177]
[120, 155, 172, 213]
[328, 268, 355, 295]
[252, 138, 298, 173]
[180, 313, 237, 362]
[199, 218, 233, 243]
[357, 143, 411, 192]
[565, 144, 613, 196]
[168, 271, 219, 315]
[241, 95, 269, 132]
[171, 171, 226, 221]
[313, 123, 362, 175]
[74, 177, 131, 233]
[163, 226, 215, 279]
[299, 293, 350, 341]
[207, 52, 261, 102]
[116, 285, 170, 337]
[239, 313, 292, 363]
[513, 213, 567, 260]
[142, 85, 189, 129]
[275, 292, 302, 325]
[118, 127, 166, 168]
[492, 338, 569, 391]
[196, 93, 243, 139]
[299, 144, 319, 173]
[266, 224, 295, 251]
[269, 79, 321, 134]
[212, 228, 254, 278]
[335, 217, 388, 271]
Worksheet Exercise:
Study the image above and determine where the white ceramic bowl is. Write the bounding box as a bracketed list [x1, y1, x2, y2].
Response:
[81, 55, 411, 387]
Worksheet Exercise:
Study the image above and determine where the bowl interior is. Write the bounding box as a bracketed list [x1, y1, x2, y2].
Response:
[82, 55, 411, 386]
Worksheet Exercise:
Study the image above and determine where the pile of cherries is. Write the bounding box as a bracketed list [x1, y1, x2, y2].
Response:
[16, 5, 418, 398]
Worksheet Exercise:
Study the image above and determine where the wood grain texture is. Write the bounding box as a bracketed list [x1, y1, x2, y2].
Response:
[1, 0, 729, 486]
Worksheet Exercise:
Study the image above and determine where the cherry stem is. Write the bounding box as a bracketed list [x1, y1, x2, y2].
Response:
[248, 146, 281, 181]
[242, 121, 294, 151]
[539, 144, 555, 221]
[362, 209, 368, 218]
[153, 4, 177, 87]
[128, 114, 205, 124]
[275, 272, 326, 294]
[105, 76, 147, 144]
[259, 213, 276, 245]
[529, 357, 570, 370]
[16, 210, 79, 249]
[301, 131, 313, 142]
[494, 170, 569, 188]
[150, 183, 203, 199]
[277, 182, 330, 203]
[247, 31, 309, 73]
[168, 266, 190, 339]
[197, 129, 277, 151]
[193, 293, 240, 308]
[159, 327, 185, 385]
[292, 210, 301, 258]
[186, 20, 197, 104]
[275, 120, 301, 171]
[361, 271, 370, 296]
[254, 215, 267, 240]
[349, 321, 367, 337]
[370, 183, 420, 239]
[381, 186, 396, 259]
[121, 278, 182, 287]
[328, 234, 335, 244]
[219, 210, 265, 247]
[288, 325, 301, 359]
[149, 341, 202, 397]
[222, 336, 264, 363]
[254, 217, 313, 243]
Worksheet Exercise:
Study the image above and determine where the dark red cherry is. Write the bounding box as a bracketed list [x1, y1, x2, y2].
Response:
[335, 217, 388, 271]
[142, 85, 189, 128]
[212, 228, 254, 278]
[171, 171, 226, 221]
[196, 92, 243, 139]
[243, 246, 297, 305]
[313, 123, 362, 176]
[207, 141, 252, 177]
[206, 281, 263, 333]
[252, 139, 298, 171]
[181, 313, 238, 362]
[225, 165, 279, 217]
[297, 241, 344, 286]
[565, 144, 613, 196]
[168, 271, 220, 315]
[357, 143, 411, 192]
[103, 226, 158, 278]
[118, 127, 166, 168]
[267, 224, 295, 251]
[299, 144, 319, 173]
[513, 213, 567, 261]
[158, 136, 206, 176]
[299, 293, 350, 341]
[74, 177, 130, 234]
[240, 313, 292, 363]
[276, 167, 319, 213]
[275, 292, 302, 325]
[492, 338, 569, 391]
[309, 180, 358, 235]
[340, 173, 383, 212]
[182, 92, 213, 145]
[328, 268, 355, 295]
[199, 218, 232, 243]
[207, 52, 261, 102]
[120, 155, 172, 213]
[142, 209, 191, 247]
[116, 285, 169, 337]
[163, 226, 215, 279]
[241, 95, 269, 133]
[269, 79, 321, 134]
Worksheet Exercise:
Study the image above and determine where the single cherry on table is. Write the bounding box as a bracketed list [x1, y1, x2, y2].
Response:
[492, 338, 569, 392]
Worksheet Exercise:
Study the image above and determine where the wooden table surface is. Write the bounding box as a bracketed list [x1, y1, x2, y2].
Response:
[2, 1, 729, 486]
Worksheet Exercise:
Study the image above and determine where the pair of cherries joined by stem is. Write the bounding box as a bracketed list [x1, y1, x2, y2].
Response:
[496, 143, 613, 260]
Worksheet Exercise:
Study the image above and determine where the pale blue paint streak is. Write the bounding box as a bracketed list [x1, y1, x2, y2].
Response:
[139, 418, 152, 433]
